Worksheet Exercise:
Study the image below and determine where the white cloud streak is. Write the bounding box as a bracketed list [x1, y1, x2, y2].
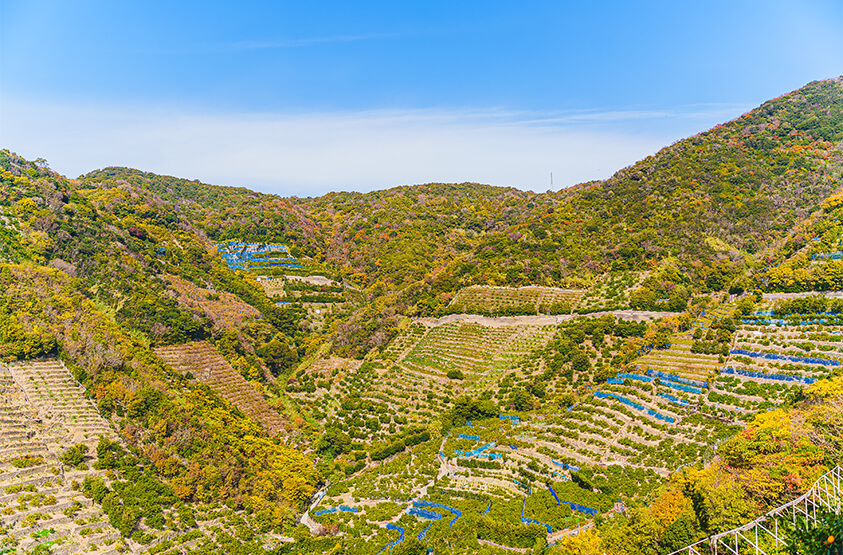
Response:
[0, 100, 747, 197]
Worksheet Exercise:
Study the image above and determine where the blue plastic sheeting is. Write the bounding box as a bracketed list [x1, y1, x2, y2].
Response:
[483, 501, 492, 516]
[513, 480, 532, 495]
[558, 500, 599, 516]
[216, 241, 302, 271]
[594, 391, 675, 423]
[520, 498, 553, 533]
[411, 507, 443, 541]
[661, 381, 704, 395]
[548, 484, 561, 504]
[647, 369, 708, 388]
[413, 500, 461, 528]
[466, 420, 473, 427]
[606, 378, 624, 385]
[752, 310, 775, 317]
[721, 366, 816, 385]
[551, 459, 580, 472]
[740, 317, 828, 326]
[376, 524, 405, 554]
[730, 348, 841, 367]
[813, 252, 843, 259]
[409, 507, 442, 520]
[474, 452, 502, 460]
[499, 414, 520, 425]
[455, 442, 497, 458]
[314, 505, 358, 516]
[658, 392, 689, 407]
[618, 372, 654, 383]
[458, 434, 483, 441]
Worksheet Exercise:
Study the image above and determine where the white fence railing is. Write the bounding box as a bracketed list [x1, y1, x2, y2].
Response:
[669, 465, 843, 555]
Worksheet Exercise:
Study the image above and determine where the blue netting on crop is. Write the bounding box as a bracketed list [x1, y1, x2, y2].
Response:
[455, 442, 497, 458]
[721, 366, 816, 384]
[752, 310, 775, 317]
[409, 507, 441, 520]
[413, 501, 461, 528]
[594, 391, 675, 423]
[558, 500, 598, 516]
[499, 414, 520, 425]
[647, 370, 707, 388]
[813, 252, 843, 260]
[739, 317, 828, 326]
[513, 480, 532, 495]
[520, 498, 552, 533]
[730, 348, 840, 367]
[551, 459, 580, 471]
[606, 378, 623, 384]
[375, 524, 405, 553]
[216, 241, 301, 271]
[618, 372, 654, 383]
[458, 434, 482, 441]
[658, 392, 689, 407]
[661, 381, 704, 395]
[314, 505, 358, 516]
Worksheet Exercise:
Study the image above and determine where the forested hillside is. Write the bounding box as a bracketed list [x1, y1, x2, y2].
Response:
[1, 77, 843, 554]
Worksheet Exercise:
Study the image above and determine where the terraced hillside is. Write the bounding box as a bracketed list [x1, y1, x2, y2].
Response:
[6, 359, 119, 449]
[164, 274, 261, 331]
[154, 342, 288, 434]
[448, 286, 585, 315]
[0, 363, 127, 555]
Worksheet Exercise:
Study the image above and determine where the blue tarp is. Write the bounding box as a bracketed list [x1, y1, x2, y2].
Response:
[455, 442, 498, 459]
[721, 366, 816, 384]
[314, 505, 358, 516]
[409, 507, 441, 520]
[413, 500, 461, 528]
[513, 480, 532, 495]
[661, 381, 704, 395]
[520, 498, 553, 533]
[607, 378, 624, 384]
[499, 414, 520, 425]
[647, 369, 707, 388]
[551, 459, 580, 472]
[458, 434, 482, 441]
[730, 348, 840, 367]
[594, 391, 675, 423]
[618, 372, 654, 383]
[376, 524, 405, 554]
[658, 392, 689, 407]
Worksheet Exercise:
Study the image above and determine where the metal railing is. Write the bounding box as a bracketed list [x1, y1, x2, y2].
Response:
[669, 465, 843, 555]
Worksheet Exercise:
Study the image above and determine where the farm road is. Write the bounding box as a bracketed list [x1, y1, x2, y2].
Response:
[415, 310, 675, 328]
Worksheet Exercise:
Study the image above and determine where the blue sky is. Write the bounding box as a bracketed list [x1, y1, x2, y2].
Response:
[1, 1, 842, 196]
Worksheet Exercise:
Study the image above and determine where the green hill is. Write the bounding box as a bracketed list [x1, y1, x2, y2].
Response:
[1, 77, 843, 554]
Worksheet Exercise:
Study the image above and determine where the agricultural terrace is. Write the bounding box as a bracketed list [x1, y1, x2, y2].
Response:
[164, 274, 260, 331]
[302, 414, 664, 555]
[215, 241, 302, 271]
[154, 342, 289, 434]
[1, 361, 300, 554]
[257, 277, 287, 298]
[576, 271, 645, 313]
[396, 322, 557, 381]
[5, 359, 118, 449]
[448, 286, 584, 316]
[0, 362, 127, 554]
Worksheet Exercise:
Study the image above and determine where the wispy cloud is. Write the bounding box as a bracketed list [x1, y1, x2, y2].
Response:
[0, 100, 748, 197]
